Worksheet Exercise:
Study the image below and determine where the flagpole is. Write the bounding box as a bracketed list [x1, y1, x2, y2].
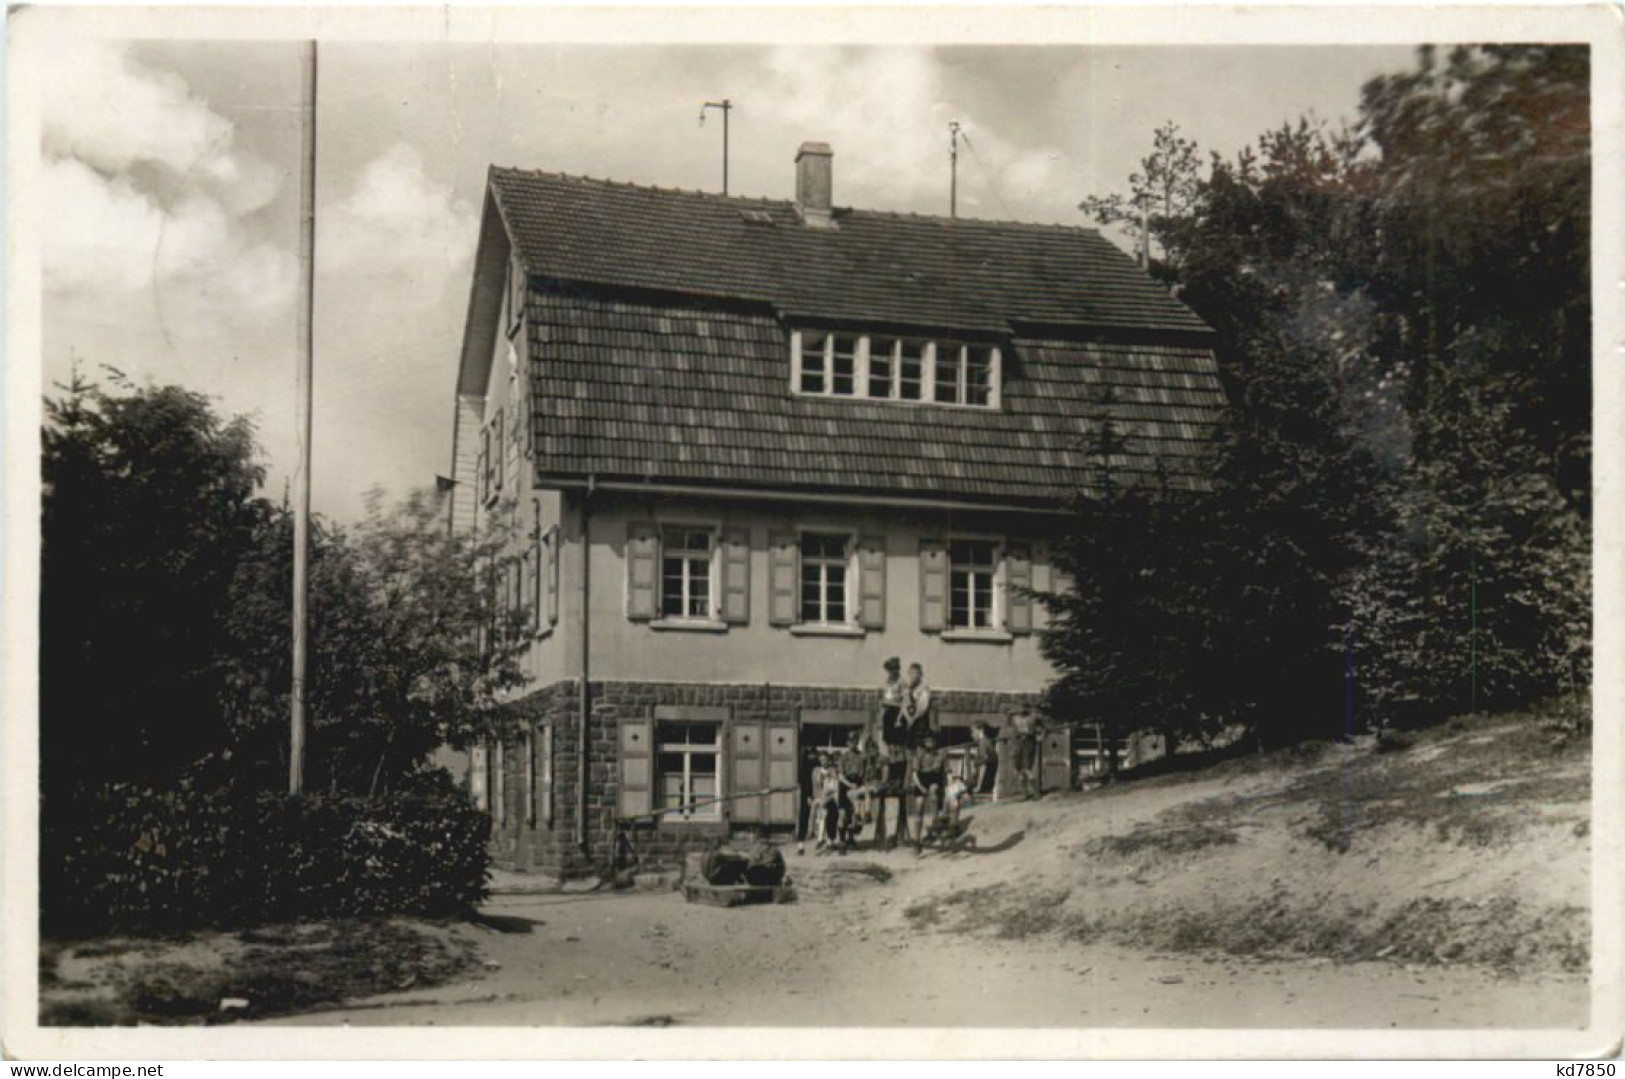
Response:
[290, 39, 318, 796]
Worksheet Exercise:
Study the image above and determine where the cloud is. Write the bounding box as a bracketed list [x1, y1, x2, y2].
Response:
[322, 143, 478, 308]
[757, 46, 1068, 218]
[41, 42, 295, 312]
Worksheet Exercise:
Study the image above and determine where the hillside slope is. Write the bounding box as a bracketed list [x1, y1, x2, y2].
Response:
[905, 709, 1590, 974]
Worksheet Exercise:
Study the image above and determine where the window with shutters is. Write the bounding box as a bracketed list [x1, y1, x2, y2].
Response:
[657, 721, 721, 821]
[949, 539, 999, 630]
[799, 532, 851, 625]
[660, 526, 716, 620]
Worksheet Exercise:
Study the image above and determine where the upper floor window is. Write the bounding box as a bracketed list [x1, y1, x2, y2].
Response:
[661, 526, 715, 620]
[949, 538, 999, 630]
[792, 331, 999, 409]
[799, 532, 851, 625]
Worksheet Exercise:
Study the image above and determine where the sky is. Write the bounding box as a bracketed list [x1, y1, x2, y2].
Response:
[40, 40, 1418, 521]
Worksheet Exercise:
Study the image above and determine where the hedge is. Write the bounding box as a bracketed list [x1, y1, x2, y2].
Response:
[42, 785, 490, 937]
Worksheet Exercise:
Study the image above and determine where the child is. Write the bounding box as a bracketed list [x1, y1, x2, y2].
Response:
[812, 752, 844, 852]
[944, 770, 972, 825]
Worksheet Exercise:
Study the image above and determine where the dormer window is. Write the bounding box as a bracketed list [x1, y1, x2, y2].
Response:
[791, 331, 999, 409]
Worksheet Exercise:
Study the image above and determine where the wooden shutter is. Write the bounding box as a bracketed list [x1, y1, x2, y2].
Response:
[545, 526, 560, 626]
[1006, 541, 1033, 635]
[531, 502, 544, 632]
[618, 717, 654, 819]
[626, 521, 660, 621]
[524, 727, 536, 826]
[766, 722, 799, 824]
[478, 431, 490, 502]
[768, 531, 799, 626]
[858, 535, 887, 629]
[531, 722, 554, 826]
[731, 720, 766, 822]
[919, 538, 947, 632]
[721, 526, 751, 625]
[470, 743, 489, 811]
[493, 412, 505, 490]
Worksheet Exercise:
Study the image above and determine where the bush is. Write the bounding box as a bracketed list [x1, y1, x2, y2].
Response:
[43, 783, 489, 937]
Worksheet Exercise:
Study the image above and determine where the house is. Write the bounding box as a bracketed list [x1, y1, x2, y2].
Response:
[448, 142, 1226, 877]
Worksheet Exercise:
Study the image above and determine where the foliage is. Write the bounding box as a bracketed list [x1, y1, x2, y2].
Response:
[1078, 121, 1205, 269]
[1038, 388, 1222, 765]
[1066, 45, 1590, 742]
[41, 373, 273, 797]
[43, 781, 490, 937]
[218, 488, 532, 796]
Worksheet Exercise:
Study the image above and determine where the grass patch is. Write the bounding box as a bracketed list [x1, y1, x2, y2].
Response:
[909, 883, 1587, 974]
[1086, 823, 1239, 859]
[40, 918, 479, 1026]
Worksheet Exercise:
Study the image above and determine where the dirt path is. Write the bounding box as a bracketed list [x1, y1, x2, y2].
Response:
[259, 837, 1585, 1029]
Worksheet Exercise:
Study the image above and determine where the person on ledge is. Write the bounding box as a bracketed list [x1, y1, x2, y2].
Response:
[902, 662, 936, 749]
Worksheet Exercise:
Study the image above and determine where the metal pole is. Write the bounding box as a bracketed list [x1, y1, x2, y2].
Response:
[701, 100, 731, 195]
[290, 39, 317, 797]
[949, 121, 960, 218]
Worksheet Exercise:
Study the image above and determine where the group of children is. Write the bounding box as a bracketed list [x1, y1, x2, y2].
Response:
[801, 657, 1044, 856]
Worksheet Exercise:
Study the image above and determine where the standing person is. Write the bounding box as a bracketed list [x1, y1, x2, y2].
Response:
[902, 663, 936, 748]
[1010, 708, 1041, 800]
[836, 729, 868, 849]
[972, 721, 1000, 800]
[877, 657, 907, 751]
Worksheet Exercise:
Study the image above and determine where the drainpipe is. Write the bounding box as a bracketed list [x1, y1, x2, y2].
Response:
[576, 476, 594, 852]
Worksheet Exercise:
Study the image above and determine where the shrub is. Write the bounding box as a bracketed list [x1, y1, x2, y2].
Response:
[43, 783, 489, 937]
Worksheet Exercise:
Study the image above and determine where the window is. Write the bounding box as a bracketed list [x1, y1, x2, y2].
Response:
[799, 532, 851, 624]
[657, 721, 721, 820]
[793, 331, 996, 408]
[799, 332, 829, 394]
[949, 539, 998, 630]
[661, 526, 715, 620]
[899, 342, 925, 400]
[932, 342, 1001, 407]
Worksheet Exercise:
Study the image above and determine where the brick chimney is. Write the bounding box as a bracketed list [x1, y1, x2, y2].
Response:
[795, 141, 834, 228]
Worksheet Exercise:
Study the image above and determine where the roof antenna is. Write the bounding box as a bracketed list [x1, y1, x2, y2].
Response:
[700, 99, 732, 195]
[949, 120, 961, 219]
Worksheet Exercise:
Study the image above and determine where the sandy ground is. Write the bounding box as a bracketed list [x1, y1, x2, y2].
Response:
[258, 795, 1587, 1030]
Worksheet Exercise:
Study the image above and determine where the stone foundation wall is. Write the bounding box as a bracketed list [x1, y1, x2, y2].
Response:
[485, 679, 1042, 878]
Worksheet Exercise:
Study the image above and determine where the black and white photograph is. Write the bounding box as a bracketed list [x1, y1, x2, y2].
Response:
[3, 3, 1620, 1061]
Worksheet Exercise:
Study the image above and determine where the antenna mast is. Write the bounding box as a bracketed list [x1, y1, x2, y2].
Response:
[700, 99, 732, 195]
[949, 120, 961, 219]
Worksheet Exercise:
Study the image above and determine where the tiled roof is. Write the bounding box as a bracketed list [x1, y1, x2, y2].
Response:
[489, 167, 1211, 335]
[528, 293, 1226, 505]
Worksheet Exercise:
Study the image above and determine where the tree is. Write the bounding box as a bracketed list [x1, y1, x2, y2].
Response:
[1038, 388, 1220, 771]
[41, 372, 272, 797]
[219, 488, 532, 796]
[1079, 121, 1205, 270]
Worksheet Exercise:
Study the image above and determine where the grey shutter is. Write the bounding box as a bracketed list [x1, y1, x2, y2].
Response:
[493, 411, 505, 490]
[1006, 541, 1033, 635]
[617, 717, 654, 819]
[531, 502, 544, 632]
[858, 535, 887, 629]
[766, 722, 799, 824]
[730, 720, 766, 822]
[721, 526, 751, 625]
[768, 531, 799, 627]
[919, 538, 947, 632]
[545, 526, 560, 626]
[626, 521, 660, 621]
